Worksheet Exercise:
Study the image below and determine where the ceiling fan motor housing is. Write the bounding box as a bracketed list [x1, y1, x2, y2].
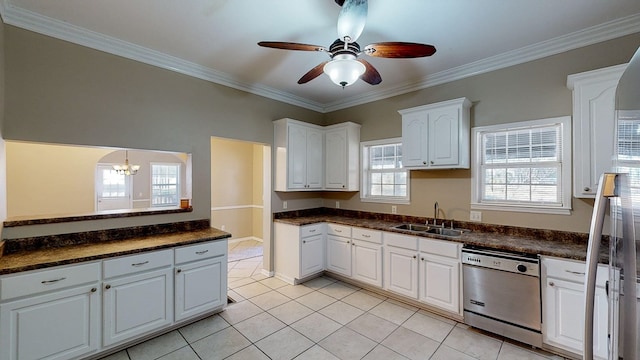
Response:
[329, 39, 361, 58]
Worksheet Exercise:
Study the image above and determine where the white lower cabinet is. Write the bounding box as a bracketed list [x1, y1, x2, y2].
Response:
[541, 256, 611, 359]
[274, 222, 325, 283]
[0, 263, 101, 360]
[325, 224, 353, 277]
[351, 239, 383, 287]
[174, 241, 227, 321]
[383, 233, 419, 299]
[102, 250, 174, 347]
[418, 238, 462, 315]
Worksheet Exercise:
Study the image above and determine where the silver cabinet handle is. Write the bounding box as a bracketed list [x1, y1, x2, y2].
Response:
[362, 234, 371, 238]
[132, 261, 149, 267]
[565, 270, 585, 276]
[196, 250, 209, 255]
[309, 229, 316, 233]
[335, 229, 342, 233]
[41, 277, 66, 284]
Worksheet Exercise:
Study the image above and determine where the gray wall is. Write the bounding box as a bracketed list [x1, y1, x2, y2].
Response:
[2, 24, 323, 237]
[0, 16, 6, 238]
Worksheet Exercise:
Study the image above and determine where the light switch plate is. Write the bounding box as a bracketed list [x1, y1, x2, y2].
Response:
[283, 201, 288, 209]
[336, 201, 340, 209]
[391, 206, 397, 214]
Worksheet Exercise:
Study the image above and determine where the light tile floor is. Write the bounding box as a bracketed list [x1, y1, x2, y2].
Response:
[100, 240, 568, 360]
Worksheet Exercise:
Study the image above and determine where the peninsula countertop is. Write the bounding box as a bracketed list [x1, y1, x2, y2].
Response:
[0, 227, 231, 275]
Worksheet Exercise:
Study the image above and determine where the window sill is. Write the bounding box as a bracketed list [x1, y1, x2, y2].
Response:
[360, 197, 410, 205]
[470, 203, 571, 215]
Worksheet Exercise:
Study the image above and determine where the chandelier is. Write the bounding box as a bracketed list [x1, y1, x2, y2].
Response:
[113, 150, 140, 175]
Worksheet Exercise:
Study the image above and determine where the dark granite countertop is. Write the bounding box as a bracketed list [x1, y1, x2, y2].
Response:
[274, 208, 592, 261]
[0, 223, 231, 275]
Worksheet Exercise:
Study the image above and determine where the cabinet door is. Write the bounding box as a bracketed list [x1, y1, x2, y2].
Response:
[326, 235, 351, 277]
[103, 268, 173, 346]
[300, 234, 325, 278]
[325, 128, 347, 189]
[305, 127, 324, 189]
[384, 246, 418, 299]
[287, 124, 308, 189]
[0, 284, 100, 360]
[419, 254, 460, 314]
[175, 257, 226, 322]
[542, 277, 609, 359]
[428, 106, 459, 167]
[402, 113, 428, 167]
[351, 240, 382, 287]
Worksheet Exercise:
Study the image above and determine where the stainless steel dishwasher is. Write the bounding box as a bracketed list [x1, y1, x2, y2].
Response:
[462, 246, 542, 347]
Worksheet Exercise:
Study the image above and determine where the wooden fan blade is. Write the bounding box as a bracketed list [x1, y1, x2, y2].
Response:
[358, 59, 381, 85]
[298, 61, 329, 84]
[258, 41, 327, 52]
[364, 42, 436, 58]
[335, 0, 345, 6]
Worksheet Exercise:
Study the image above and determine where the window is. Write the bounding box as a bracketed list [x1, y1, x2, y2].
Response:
[151, 163, 180, 207]
[471, 117, 571, 214]
[361, 138, 409, 203]
[615, 110, 640, 210]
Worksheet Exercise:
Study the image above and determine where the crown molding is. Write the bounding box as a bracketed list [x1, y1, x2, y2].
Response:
[1, 2, 639, 114]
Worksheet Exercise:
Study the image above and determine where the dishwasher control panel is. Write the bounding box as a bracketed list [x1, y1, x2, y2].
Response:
[462, 248, 539, 277]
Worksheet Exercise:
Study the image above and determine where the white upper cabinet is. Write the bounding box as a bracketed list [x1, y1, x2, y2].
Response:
[274, 118, 360, 192]
[567, 64, 627, 198]
[324, 122, 361, 191]
[275, 119, 324, 191]
[399, 97, 472, 169]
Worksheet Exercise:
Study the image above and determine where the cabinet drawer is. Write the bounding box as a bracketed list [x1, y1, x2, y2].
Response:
[0, 262, 100, 301]
[103, 249, 173, 279]
[419, 238, 460, 259]
[542, 256, 609, 284]
[301, 223, 324, 238]
[175, 240, 227, 265]
[352, 228, 382, 244]
[326, 223, 351, 238]
[384, 232, 418, 250]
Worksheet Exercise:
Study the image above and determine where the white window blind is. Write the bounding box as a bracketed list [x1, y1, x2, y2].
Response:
[471, 117, 571, 214]
[151, 163, 180, 207]
[615, 113, 640, 211]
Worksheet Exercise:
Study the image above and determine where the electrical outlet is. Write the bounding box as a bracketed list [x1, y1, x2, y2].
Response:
[221, 225, 225, 231]
[470, 211, 482, 222]
[391, 205, 397, 214]
[336, 201, 340, 209]
[283, 201, 288, 209]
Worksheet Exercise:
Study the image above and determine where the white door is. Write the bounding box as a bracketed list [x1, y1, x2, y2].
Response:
[300, 234, 325, 278]
[326, 235, 351, 277]
[0, 285, 100, 360]
[402, 114, 428, 166]
[103, 268, 173, 346]
[325, 128, 347, 189]
[351, 240, 382, 287]
[428, 106, 459, 166]
[305, 127, 324, 189]
[175, 257, 224, 321]
[96, 165, 132, 211]
[419, 254, 460, 314]
[384, 246, 419, 299]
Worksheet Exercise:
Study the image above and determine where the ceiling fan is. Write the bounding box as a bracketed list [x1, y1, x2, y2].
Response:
[258, 0, 436, 88]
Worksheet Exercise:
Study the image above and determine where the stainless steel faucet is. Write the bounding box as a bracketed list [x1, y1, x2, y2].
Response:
[433, 201, 439, 226]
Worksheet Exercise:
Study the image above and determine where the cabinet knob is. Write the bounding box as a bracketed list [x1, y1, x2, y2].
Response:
[584, 187, 591, 192]
[303, 240, 306, 244]
[176, 268, 182, 273]
[91, 287, 97, 293]
[342, 185, 345, 188]
[105, 284, 111, 290]
[347, 241, 350, 244]
[421, 257, 425, 261]
[430, 161, 434, 165]
[549, 282, 555, 287]
[423, 161, 427, 165]
[413, 255, 417, 259]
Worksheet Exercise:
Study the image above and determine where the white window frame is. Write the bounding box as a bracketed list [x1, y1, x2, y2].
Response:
[360, 137, 410, 204]
[471, 116, 572, 215]
[151, 162, 181, 207]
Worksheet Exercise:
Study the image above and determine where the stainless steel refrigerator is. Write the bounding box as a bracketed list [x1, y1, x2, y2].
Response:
[584, 46, 640, 360]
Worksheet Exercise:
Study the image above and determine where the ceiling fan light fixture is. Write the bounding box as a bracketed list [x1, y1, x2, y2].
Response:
[323, 55, 366, 88]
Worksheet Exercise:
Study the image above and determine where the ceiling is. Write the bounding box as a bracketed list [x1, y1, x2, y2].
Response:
[1, 0, 640, 113]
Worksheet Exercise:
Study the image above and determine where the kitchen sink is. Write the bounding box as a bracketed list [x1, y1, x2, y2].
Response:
[392, 223, 468, 237]
[425, 227, 466, 237]
[393, 223, 432, 232]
